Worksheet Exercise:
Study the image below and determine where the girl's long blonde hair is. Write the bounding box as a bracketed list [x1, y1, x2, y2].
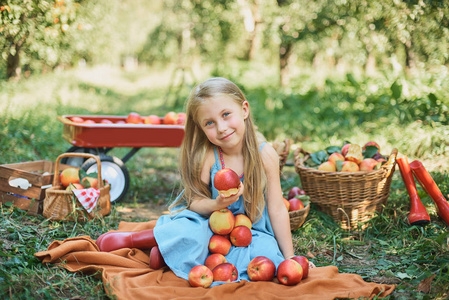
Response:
[169, 77, 267, 223]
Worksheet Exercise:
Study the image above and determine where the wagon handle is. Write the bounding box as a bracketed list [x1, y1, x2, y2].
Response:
[52, 153, 104, 188]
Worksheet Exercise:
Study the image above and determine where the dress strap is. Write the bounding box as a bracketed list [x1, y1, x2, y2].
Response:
[259, 142, 267, 152]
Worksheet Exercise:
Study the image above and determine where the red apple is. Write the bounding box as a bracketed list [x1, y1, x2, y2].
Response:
[341, 143, 351, 157]
[212, 263, 238, 282]
[143, 115, 161, 125]
[287, 187, 306, 200]
[163, 111, 178, 124]
[230, 225, 252, 247]
[339, 161, 360, 172]
[234, 214, 252, 229]
[188, 265, 214, 288]
[208, 235, 232, 256]
[291, 255, 310, 279]
[283, 197, 290, 211]
[328, 152, 345, 165]
[100, 119, 113, 124]
[60, 167, 80, 187]
[209, 208, 235, 235]
[247, 256, 276, 281]
[363, 141, 380, 152]
[71, 116, 84, 123]
[126, 112, 142, 124]
[288, 198, 304, 212]
[81, 176, 98, 189]
[214, 168, 240, 197]
[83, 119, 95, 124]
[276, 259, 303, 286]
[205, 253, 227, 271]
[66, 183, 84, 191]
[176, 112, 186, 125]
[359, 158, 379, 171]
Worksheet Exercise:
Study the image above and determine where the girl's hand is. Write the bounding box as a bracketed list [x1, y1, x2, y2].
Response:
[216, 182, 244, 209]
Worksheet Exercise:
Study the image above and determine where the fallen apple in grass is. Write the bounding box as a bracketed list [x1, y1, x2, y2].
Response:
[291, 255, 310, 279]
[234, 214, 252, 229]
[287, 187, 306, 199]
[205, 253, 227, 271]
[276, 259, 303, 286]
[212, 263, 238, 282]
[288, 198, 304, 212]
[230, 225, 252, 247]
[209, 208, 235, 235]
[214, 168, 240, 197]
[60, 167, 80, 187]
[247, 256, 276, 282]
[188, 265, 214, 288]
[208, 235, 232, 256]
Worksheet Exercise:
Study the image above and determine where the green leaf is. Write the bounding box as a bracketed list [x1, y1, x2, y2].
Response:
[326, 146, 341, 154]
[391, 81, 402, 100]
[363, 145, 379, 158]
[310, 150, 328, 165]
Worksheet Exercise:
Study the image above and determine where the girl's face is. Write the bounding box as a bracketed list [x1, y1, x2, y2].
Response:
[197, 95, 249, 150]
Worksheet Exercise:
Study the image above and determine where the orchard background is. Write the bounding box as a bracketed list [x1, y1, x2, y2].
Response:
[1, 0, 448, 299]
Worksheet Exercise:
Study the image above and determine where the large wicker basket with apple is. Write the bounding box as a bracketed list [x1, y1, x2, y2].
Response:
[43, 153, 111, 222]
[294, 148, 397, 230]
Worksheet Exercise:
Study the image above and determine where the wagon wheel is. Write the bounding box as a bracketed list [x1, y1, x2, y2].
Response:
[81, 155, 130, 204]
[61, 146, 98, 167]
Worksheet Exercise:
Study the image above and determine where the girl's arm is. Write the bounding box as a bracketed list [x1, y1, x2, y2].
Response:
[189, 149, 243, 216]
[262, 144, 295, 259]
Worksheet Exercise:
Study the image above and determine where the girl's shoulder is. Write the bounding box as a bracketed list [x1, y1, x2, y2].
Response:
[259, 142, 279, 170]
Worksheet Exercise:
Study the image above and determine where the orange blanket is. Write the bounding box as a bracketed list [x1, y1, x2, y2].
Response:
[35, 221, 395, 300]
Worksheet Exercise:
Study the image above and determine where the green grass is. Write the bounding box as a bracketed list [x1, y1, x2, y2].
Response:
[1, 65, 449, 299]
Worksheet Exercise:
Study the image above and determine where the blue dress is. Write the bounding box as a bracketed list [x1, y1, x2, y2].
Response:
[153, 145, 285, 286]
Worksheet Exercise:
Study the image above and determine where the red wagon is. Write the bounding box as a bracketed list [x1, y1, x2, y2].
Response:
[58, 115, 185, 203]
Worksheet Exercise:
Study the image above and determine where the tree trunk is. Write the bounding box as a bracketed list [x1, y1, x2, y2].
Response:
[279, 41, 292, 87]
[404, 39, 416, 74]
[6, 44, 21, 80]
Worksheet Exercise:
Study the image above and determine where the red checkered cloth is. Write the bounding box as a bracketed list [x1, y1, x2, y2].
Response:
[73, 188, 100, 213]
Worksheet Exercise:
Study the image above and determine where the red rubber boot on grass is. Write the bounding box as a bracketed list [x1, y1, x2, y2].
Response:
[397, 156, 430, 225]
[410, 160, 449, 226]
[96, 229, 158, 252]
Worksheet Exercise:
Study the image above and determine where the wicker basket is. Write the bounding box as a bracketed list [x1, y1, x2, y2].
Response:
[294, 148, 397, 230]
[271, 139, 292, 172]
[43, 153, 111, 221]
[289, 203, 310, 231]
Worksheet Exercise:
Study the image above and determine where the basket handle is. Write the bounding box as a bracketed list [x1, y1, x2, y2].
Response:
[382, 148, 398, 169]
[52, 153, 104, 188]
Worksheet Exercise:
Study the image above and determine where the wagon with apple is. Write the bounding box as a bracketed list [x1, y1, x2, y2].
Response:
[57, 114, 185, 203]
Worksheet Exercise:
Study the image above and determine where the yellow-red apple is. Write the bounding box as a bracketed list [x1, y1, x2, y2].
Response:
[341, 143, 351, 157]
[318, 161, 336, 172]
[247, 256, 276, 282]
[208, 235, 232, 256]
[340, 161, 360, 172]
[71, 116, 84, 123]
[363, 141, 380, 152]
[359, 158, 379, 171]
[345, 144, 363, 164]
[60, 167, 80, 187]
[163, 111, 178, 125]
[283, 197, 290, 211]
[66, 183, 84, 191]
[328, 152, 345, 165]
[276, 259, 303, 286]
[81, 176, 98, 189]
[126, 112, 142, 124]
[288, 198, 304, 212]
[205, 253, 227, 271]
[209, 208, 235, 235]
[176, 112, 186, 125]
[188, 265, 213, 288]
[214, 168, 240, 197]
[212, 263, 238, 282]
[234, 214, 252, 229]
[230, 225, 252, 247]
[143, 115, 161, 125]
[291, 255, 310, 279]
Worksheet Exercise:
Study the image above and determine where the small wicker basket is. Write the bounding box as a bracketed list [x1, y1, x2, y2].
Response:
[294, 148, 397, 230]
[43, 153, 111, 221]
[271, 139, 291, 172]
[289, 203, 310, 231]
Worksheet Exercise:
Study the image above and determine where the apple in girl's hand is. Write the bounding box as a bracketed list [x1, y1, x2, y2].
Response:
[287, 187, 306, 200]
[288, 198, 304, 212]
[277, 259, 303, 286]
[230, 225, 252, 247]
[208, 235, 232, 256]
[143, 115, 161, 125]
[234, 214, 252, 229]
[214, 168, 240, 197]
[291, 255, 310, 279]
[126, 112, 142, 124]
[212, 263, 238, 282]
[205, 253, 227, 271]
[283, 198, 290, 211]
[209, 208, 235, 235]
[188, 265, 214, 288]
[247, 256, 276, 281]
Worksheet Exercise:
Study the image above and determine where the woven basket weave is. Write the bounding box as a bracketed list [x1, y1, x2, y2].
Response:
[43, 153, 111, 221]
[271, 139, 291, 172]
[289, 203, 310, 231]
[294, 148, 397, 230]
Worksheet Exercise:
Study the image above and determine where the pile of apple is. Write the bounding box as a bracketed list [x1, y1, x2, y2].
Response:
[70, 111, 186, 126]
[59, 167, 101, 191]
[188, 168, 311, 288]
[315, 141, 387, 172]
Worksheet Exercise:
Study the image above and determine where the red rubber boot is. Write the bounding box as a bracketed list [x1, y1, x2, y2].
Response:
[410, 160, 449, 226]
[96, 229, 157, 252]
[397, 156, 430, 225]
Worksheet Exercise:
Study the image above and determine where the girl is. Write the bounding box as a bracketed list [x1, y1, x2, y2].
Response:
[97, 77, 297, 285]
